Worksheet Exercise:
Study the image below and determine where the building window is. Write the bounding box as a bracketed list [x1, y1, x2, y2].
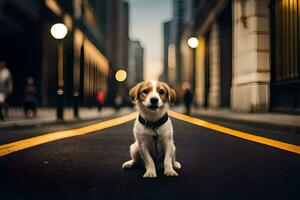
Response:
[271, 0, 300, 112]
[273, 0, 299, 82]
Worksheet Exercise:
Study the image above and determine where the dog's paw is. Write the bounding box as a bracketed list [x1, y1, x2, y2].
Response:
[143, 170, 157, 178]
[164, 169, 178, 177]
[122, 160, 134, 169]
[173, 161, 181, 170]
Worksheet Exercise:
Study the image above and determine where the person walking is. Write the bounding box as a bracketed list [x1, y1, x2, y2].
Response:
[114, 93, 123, 112]
[0, 61, 13, 120]
[96, 89, 105, 112]
[183, 87, 193, 116]
[23, 77, 38, 117]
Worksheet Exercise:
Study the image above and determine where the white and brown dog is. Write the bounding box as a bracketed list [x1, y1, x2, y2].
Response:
[122, 80, 181, 178]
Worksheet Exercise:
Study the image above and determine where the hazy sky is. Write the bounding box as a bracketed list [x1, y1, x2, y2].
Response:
[128, 0, 172, 80]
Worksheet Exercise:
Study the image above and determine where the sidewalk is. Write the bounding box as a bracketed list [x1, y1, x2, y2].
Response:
[173, 105, 300, 129]
[0, 107, 133, 129]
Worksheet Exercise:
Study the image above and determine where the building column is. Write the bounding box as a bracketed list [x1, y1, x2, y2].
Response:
[231, 0, 271, 112]
[208, 23, 221, 108]
[195, 36, 206, 107]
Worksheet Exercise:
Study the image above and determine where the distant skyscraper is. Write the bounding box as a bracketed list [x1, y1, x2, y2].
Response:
[173, 0, 185, 85]
[128, 40, 144, 85]
[163, 20, 173, 83]
[106, 0, 130, 104]
[121, 1, 129, 70]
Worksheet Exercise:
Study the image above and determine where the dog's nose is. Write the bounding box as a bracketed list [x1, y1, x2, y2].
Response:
[150, 97, 158, 104]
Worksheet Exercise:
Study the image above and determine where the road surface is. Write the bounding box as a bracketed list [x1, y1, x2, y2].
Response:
[0, 112, 299, 199]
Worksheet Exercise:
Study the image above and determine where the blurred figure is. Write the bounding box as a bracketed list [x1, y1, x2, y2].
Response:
[24, 77, 38, 117]
[0, 61, 13, 120]
[96, 89, 105, 112]
[183, 82, 193, 115]
[114, 93, 123, 111]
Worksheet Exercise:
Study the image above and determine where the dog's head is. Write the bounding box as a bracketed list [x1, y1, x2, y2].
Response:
[129, 80, 176, 112]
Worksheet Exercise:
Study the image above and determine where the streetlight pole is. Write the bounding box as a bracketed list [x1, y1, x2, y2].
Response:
[50, 23, 68, 120]
[57, 41, 64, 119]
[188, 36, 199, 107]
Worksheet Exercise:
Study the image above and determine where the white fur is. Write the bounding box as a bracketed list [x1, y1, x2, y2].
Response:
[122, 80, 181, 178]
[141, 80, 164, 109]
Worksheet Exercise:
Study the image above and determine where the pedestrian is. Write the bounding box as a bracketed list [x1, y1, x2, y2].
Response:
[0, 61, 13, 120]
[23, 77, 38, 117]
[96, 89, 105, 112]
[114, 93, 123, 111]
[183, 84, 193, 116]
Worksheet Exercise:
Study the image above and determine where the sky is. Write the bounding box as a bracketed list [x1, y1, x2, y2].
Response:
[128, 0, 172, 80]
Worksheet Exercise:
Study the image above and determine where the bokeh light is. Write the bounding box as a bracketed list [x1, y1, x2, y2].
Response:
[115, 70, 127, 82]
[187, 37, 199, 48]
[50, 23, 68, 39]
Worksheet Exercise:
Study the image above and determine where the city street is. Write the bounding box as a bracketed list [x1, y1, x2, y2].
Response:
[1, 0, 300, 199]
[0, 111, 299, 199]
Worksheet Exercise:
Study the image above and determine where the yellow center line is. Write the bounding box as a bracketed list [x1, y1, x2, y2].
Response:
[168, 110, 300, 155]
[0, 112, 138, 157]
[1, 110, 299, 157]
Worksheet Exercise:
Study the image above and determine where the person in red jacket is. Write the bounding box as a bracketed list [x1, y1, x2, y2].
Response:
[96, 89, 105, 112]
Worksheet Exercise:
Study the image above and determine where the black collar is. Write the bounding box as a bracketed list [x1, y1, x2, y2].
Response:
[138, 113, 169, 129]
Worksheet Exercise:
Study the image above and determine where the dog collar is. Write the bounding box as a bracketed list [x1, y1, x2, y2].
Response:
[138, 113, 169, 129]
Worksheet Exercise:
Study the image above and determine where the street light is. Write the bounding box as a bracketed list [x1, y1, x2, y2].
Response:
[187, 36, 198, 103]
[187, 37, 199, 49]
[50, 23, 68, 120]
[50, 23, 68, 39]
[115, 70, 127, 82]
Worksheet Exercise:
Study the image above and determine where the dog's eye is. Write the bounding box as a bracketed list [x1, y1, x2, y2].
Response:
[159, 89, 165, 95]
[142, 89, 149, 94]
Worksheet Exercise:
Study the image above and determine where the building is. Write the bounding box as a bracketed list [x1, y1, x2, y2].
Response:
[167, 0, 299, 113]
[128, 39, 144, 86]
[106, 0, 129, 104]
[180, 0, 194, 90]
[0, 0, 129, 107]
[163, 0, 194, 99]
[173, 0, 185, 85]
[192, 0, 232, 109]
[162, 21, 171, 83]
[120, 1, 129, 71]
[69, 0, 109, 106]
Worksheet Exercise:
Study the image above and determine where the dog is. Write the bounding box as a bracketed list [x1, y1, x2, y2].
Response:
[122, 80, 181, 178]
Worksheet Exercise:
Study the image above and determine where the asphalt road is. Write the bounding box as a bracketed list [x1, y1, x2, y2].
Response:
[0, 115, 299, 200]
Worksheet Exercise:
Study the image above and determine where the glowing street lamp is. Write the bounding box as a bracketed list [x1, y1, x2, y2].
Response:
[50, 23, 68, 39]
[115, 70, 127, 82]
[50, 23, 68, 120]
[187, 37, 199, 49]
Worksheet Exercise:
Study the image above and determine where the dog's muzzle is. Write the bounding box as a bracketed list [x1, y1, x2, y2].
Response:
[148, 97, 159, 110]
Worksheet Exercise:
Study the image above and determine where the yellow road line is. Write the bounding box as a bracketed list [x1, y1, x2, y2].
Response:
[1, 110, 299, 157]
[0, 112, 137, 157]
[168, 110, 300, 155]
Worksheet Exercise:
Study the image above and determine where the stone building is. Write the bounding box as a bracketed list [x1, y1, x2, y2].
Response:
[179, 0, 299, 113]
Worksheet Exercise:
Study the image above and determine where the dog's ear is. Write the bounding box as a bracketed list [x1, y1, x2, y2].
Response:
[168, 88, 176, 103]
[161, 82, 176, 103]
[129, 83, 141, 102]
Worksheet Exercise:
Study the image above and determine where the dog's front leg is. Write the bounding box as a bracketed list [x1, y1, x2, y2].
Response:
[163, 143, 178, 176]
[139, 144, 157, 178]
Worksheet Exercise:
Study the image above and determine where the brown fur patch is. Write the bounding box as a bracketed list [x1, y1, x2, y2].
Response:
[157, 81, 176, 103]
[138, 81, 153, 102]
[156, 82, 168, 102]
[129, 81, 153, 102]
